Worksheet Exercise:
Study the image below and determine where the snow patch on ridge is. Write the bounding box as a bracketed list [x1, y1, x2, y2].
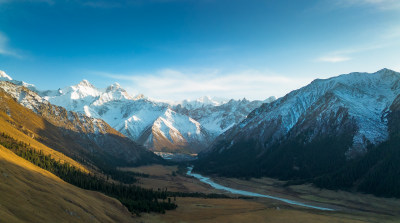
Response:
[0, 71, 12, 81]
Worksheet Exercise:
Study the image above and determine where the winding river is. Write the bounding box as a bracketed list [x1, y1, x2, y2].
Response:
[186, 167, 334, 211]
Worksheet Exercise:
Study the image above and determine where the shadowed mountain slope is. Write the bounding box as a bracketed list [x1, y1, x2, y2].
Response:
[195, 69, 400, 186]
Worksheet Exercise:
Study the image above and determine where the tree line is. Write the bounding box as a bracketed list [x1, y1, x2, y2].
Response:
[0, 132, 176, 215]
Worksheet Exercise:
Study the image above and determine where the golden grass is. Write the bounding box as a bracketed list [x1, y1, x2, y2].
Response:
[212, 177, 400, 215]
[0, 91, 88, 172]
[0, 145, 135, 223]
[126, 165, 219, 194]
[121, 164, 178, 176]
[209, 176, 400, 222]
[139, 197, 368, 223]
[0, 112, 88, 172]
[127, 165, 400, 223]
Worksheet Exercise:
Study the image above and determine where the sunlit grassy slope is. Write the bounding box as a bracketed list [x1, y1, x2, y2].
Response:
[0, 89, 137, 222]
[0, 145, 135, 223]
[0, 90, 88, 172]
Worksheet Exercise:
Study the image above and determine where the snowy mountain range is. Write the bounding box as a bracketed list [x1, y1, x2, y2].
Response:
[0, 70, 272, 154]
[178, 96, 229, 110]
[41, 80, 270, 153]
[0, 70, 36, 91]
[3, 68, 400, 200]
[195, 68, 400, 178]
[0, 80, 160, 165]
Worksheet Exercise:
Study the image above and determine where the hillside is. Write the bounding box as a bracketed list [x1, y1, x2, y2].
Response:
[195, 69, 400, 198]
[0, 81, 162, 169]
[0, 145, 135, 223]
[0, 90, 88, 172]
[313, 93, 400, 197]
[0, 87, 178, 217]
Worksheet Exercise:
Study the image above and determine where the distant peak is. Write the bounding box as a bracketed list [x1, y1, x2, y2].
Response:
[377, 68, 396, 74]
[197, 95, 212, 102]
[106, 82, 123, 92]
[264, 96, 276, 103]
[379, 68, 391, 72]
[134, 94, 146, 100]
[375, 68, 400, 80]
[77, 79, 94, 88]
[0, 70, 12, 81]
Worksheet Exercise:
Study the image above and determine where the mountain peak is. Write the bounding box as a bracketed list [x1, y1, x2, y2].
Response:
[237, 97, 249, 103]
[376, 68, 400, 78]
[0, 70, 12, 81]
[198, 95, 212, 102]
[106, 82, 124, 92]
[77, 79, 94, 88]
[134, 94, 146, 100]
[378, 68, 393, 73]
[264, 96, 276, 103]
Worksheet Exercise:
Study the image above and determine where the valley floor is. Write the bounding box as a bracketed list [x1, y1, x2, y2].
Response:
[125, 165, 400, 223]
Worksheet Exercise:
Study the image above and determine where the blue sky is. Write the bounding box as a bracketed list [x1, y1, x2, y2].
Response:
[1, 0, 400, 101]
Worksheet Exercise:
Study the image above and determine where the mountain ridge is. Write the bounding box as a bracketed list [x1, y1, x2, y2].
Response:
[18, 73, 273, 154]
[195, 68, 400, 181]
[0, 80, 162, 169]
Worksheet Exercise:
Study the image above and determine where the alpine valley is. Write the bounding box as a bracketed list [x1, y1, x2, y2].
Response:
[1, 68, 400, 223]
[195, 68, 400, 198]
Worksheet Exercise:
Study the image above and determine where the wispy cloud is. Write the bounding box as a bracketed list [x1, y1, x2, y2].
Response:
[92, 69, 313, 101]
[0, 32, 21, 58]
[317, 24, 400, 63]
[381, 26, 400, 40]
[316, 44, 383, 63]
[317, 56, 351, 63]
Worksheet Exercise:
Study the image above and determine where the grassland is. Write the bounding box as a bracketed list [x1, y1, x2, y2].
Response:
[0, 145, 135, 223]
[139, 197, 370, 223]
[121, 165, 220, 194]
[0, 91, 88, 172]
[128, 164, 400, 223]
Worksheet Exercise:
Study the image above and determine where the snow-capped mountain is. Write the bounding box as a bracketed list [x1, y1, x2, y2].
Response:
[142, 108, 213, 153]
[0, 70, 37, 91]
[0, 80, 108, 134]
[0, 79, 160, 165]
[0, 70, 274, 154]
[174, 97, 275, 137]
[195, 68, 400, 178]
[38, 79, 271, 153]
[179, 96, 229, 110]
[39, 81, 213, 153]
[0, 71, 12, 81]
